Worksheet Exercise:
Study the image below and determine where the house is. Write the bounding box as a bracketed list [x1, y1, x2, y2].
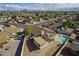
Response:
[16, 15, 26, 23]
[33, 36, 47, 49]
[2, 25, 18, 35]
[0, 31, 10, 45]
[0, 24, 19, 45]
[0, 16, 8, 22]
[70, 42, 79, 56]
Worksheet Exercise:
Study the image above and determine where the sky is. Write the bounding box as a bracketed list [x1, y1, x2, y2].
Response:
[0, 3, 79, 11]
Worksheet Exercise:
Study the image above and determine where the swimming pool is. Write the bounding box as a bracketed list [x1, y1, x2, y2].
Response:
[55, 34, 69, 44]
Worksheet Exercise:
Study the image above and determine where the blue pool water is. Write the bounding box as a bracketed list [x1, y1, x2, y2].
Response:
[57, 35, 68, 44]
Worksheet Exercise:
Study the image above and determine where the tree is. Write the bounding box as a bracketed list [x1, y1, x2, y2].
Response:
[24, 26, 32, 36]
[12, 15, 16, 21]
[62, 20, 77, 31]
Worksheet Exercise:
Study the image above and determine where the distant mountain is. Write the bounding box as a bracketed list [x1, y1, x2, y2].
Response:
[57, 7, 79, 11]
[0, 7, 79, 11]
[17, 8, 79, 11]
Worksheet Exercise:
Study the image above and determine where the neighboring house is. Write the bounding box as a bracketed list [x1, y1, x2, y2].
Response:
[70, 42, 79, 56]
[0, 24, 19, 45]
[0, 24, 22, 56]
[0, 16, 8, 22]
[16, 16, 27, 24]
[33, 36, 48, 49]
[2, 25, 18, 35]
[0, 31, 10, 45]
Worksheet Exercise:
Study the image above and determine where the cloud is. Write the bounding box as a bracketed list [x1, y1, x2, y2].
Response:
[5, 4, 21, 8]
[0, 3, 79, 11]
